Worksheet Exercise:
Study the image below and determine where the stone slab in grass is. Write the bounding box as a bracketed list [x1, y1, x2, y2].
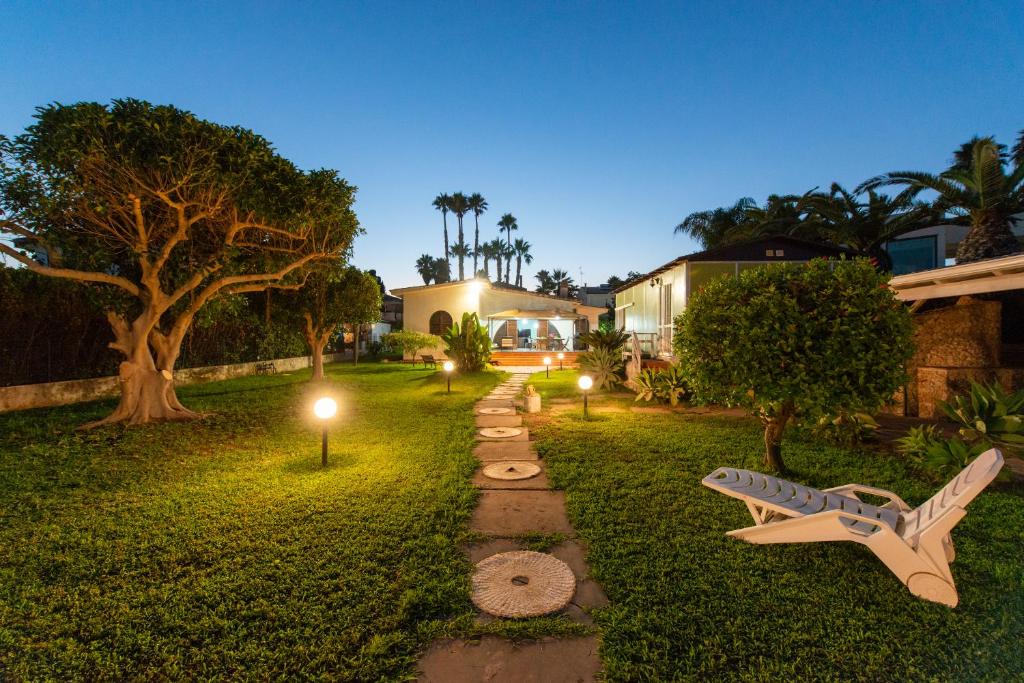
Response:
[473, 462, 550, 490]
[474, 442, 538, 462]
[471, 491, 574, 535]
[477, 426, 529, 442]
[476, 399, 515, 409]
[417, 636, 600, 683]
[475, 415, 523, 428]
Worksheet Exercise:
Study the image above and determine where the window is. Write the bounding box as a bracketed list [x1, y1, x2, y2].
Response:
[428, 310, 453, 335]
[887, 236, 937, 275]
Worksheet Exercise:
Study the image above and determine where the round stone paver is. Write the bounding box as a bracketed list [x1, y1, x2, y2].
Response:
[471, 551, 576, 618]
[482, 461, 541, 480]
[479, 427, 522, 439]
[478, 407, 514, 415]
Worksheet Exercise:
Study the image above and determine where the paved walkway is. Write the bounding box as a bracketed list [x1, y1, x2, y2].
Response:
[417, 373, 606, 682]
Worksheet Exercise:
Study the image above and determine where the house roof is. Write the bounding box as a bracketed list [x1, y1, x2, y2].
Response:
[391, 278, 604, 312]
[611, 236, 857, 293]
[889, 252, 1024, 301]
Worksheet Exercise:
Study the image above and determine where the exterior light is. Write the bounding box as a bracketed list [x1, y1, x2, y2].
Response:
[313, 397, 337, 466]
[443, 360, 455, 393]
[557, 351, 565, 371]
[578, 375, 594, 418]
[543, 356, 552, 378]
[469, 279, 483, 294]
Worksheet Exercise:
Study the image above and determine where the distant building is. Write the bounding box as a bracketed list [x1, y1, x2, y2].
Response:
[382, 293, 403, 327]
[578, 284, 614, 309]
[613, 236, 853, 356]
[883, 214, 1024, 275]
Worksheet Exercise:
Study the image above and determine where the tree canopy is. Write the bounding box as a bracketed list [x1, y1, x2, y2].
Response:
[0, 99, 359, 425]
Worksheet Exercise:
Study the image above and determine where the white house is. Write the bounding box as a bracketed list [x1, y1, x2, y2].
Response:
[391, 279, 605, 359]
[613, 236, 853, 357]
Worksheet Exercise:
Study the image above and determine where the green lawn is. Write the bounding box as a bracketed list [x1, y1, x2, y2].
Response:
[0, 363, 501, 680]
[528, 378, 1024, 681]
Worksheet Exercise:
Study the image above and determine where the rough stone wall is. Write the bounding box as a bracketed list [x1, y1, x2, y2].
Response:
[905, 296, 1010, 417]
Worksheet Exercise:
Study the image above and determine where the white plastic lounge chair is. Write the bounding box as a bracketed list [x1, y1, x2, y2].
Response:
[702, 448, 1004, 607]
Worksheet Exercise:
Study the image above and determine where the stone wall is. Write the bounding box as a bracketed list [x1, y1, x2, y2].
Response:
[0, 353, 346, 414]
[904, 296, 1019, 417]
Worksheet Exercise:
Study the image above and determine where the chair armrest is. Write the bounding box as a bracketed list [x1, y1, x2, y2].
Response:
[823, 484, 912, 512]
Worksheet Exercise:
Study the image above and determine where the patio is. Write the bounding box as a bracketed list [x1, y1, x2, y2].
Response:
[486, 308, 590, 351]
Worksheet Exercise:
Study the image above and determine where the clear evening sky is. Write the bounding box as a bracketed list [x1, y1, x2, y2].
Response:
[2, 1, 1022, 290]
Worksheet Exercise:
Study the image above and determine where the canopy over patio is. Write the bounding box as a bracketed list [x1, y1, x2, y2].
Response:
[486, 308, 587, 320]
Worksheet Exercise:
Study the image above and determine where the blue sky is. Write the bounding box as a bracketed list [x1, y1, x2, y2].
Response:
[2, 1, 1022, 289]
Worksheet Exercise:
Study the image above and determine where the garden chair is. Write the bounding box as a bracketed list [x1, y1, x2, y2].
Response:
[420, 354, 436, 368]
[701, 448, 1004, 607]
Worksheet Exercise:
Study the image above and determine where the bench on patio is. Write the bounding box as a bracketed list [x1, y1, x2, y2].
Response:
[254, 361, 276, 375]
[420, 354, 437, 368]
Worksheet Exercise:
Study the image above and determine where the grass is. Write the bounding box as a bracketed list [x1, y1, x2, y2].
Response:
[529, 392, 1024, 681]
[0, 363, 503, 680]
[524, 367, 615, 401]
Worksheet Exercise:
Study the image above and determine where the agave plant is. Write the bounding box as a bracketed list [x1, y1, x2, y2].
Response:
[657, 366, 689, 406]
[632, 369, 660, 402]
[938, 381, 1024, 450]
[578, 346, 624, 390]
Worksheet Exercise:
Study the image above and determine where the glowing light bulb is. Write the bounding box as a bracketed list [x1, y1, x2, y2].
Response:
[578, 375, 594, 391]
[314, 397, 337, 420]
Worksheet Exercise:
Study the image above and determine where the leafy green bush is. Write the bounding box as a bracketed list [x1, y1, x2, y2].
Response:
[441, 312, 491, 371]
[632, 366, 689, 406]
[674, 258, 914, 472]
[800, 411, 879, 447]
[578, 327, 628, 353]
[578, 346, 624, 390]
[896, 425, 991, 481]
[939, 381, 1024, 451]
[382, 330, 439, 360]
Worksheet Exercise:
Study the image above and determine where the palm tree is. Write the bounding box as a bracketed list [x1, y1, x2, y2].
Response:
[415, 253, 435, 285]
[448, 241, 472, 279]
[449, 192, 470, 279]
[431, 256, 451, 284]
[467, 193, 488, 277]
[497, 213, 518, 251]
[802, 183, 938, 268]
[502, 241, 516, 283]
[488, 238, 506, 284]
[432, 193, 452, 273]
[859, 136, 1024, 263]
[478, 241, 495, 278]
[513, 238, 533, 287]
[674, 197, 756, 248]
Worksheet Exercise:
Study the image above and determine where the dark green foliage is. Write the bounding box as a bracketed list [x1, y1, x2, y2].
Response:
[382, 330, 440, 359]
[577, 347, 624, 390]
[896, 425, 993, 482]
[798, 410, 879, 448]
[939, 381, 1024, 451]
[441, 312, 491, 371]
[578, 327, 628, 353]
[632, 366, 689, 406]
[674, 258, 913, 469]
[0, 364, 502, 679]
[531, 399, 1024, 681]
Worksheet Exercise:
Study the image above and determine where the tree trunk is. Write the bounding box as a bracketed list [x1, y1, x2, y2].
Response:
[473, 216, 480, 276]
[516, 257, 522, 287]
[956, 214, 1019, 264]
[443, 214, 450, 273]
[353, 324, 361, 364]
[760, 401, 794, 473]
[82, 312, 197, 428]
[311, 343, 325, 380]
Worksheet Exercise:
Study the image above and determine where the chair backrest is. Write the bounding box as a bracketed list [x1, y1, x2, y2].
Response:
[500, 337, 514, 349]
[422, 354, 435, 362]
[901, 448, 1004, 543]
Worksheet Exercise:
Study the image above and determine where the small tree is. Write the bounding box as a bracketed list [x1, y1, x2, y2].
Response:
[287, 266, 380, 381]
[382, 330, 439, 361]
[0, 100, 358, 426]
[674, 259, 913, 472]
[337, 269, 383, 365]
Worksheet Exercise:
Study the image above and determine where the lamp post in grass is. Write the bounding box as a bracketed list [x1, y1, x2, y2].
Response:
[578, 375, 593, 418]
[443, 360, 455, 393]
[557, 351, 565, 371]
[313, 396, 338, 467]
[543, 356, 552, 379]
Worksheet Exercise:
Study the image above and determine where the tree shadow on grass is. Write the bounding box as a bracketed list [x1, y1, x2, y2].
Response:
[280, 453, 358, 475]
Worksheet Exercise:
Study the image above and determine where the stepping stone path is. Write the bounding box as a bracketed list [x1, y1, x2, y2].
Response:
[417, 372, 606, 682]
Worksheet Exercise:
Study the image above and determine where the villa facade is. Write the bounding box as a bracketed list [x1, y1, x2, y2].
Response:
[391, 279, 605, 359]
[613, 236, 852, 356]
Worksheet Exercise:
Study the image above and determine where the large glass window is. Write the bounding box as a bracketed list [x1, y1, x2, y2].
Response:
[887, 236, 937, 275]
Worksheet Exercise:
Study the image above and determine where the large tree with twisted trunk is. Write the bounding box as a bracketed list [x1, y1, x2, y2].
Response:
[0, 100, 359, 426]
